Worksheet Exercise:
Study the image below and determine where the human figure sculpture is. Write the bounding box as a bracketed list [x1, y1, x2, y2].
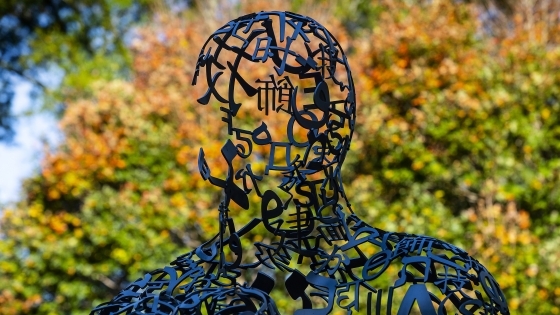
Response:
[92, 11, 510, 315]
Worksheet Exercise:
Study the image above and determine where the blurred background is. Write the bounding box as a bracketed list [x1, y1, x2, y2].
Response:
[0, 0, 559, 313]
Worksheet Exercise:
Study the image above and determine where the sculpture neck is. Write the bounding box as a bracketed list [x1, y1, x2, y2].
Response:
[216, 164, 354, 247]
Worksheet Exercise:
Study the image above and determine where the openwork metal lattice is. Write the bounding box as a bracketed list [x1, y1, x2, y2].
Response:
[92, 11, 510, 315]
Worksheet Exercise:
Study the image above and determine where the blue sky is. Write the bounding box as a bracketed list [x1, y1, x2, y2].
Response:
[0, 80, 61, 205]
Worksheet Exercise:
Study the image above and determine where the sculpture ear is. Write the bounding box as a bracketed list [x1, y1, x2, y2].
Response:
[198, 147, 227, 188]
[198, 148, 211, 180]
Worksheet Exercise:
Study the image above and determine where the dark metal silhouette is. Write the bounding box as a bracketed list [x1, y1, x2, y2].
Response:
[92, 11, 510, 315]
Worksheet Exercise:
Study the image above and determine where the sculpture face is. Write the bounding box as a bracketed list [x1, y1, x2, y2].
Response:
[193, 11, 356, 238]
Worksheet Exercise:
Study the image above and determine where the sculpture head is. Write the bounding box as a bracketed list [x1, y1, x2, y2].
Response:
[193, 11, 356, 239]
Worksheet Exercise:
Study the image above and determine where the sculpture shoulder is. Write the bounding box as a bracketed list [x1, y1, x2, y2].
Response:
[90, 251, 209, 314]
[91, 247, 280, 315]
[345, 217, 475, 261]
[347, 222, 510, 314]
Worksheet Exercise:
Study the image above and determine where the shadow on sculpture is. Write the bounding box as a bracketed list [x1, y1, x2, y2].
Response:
[91, 11, 510, 315]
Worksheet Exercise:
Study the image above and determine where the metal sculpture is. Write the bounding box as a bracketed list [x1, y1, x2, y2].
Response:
[92, 11, 510, 315]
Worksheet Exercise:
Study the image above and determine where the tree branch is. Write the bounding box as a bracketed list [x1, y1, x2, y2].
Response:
[94, 273, 120, 291]
[2, 64, 47, 89]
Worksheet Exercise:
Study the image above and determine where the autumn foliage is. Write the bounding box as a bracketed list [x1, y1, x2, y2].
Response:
[1, 0, 560, 314]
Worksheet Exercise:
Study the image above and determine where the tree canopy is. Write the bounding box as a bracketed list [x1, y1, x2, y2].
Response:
[0, 0, 159, 141]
